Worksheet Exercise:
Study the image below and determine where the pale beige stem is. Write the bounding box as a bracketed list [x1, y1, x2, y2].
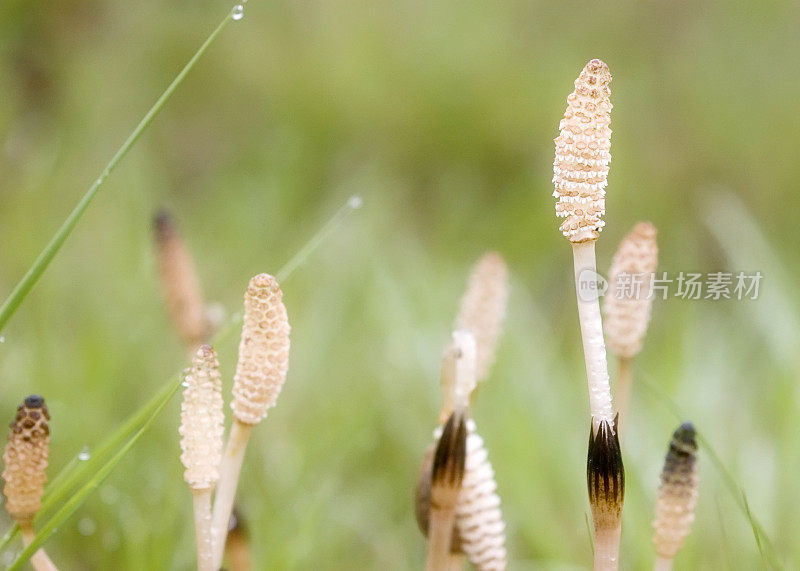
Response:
[571, 241, 615, 431]
[593, 524, 621, 571]
[426, 509, 458, 571]
[20, 525, 59, 571]
[445, 553, 463, 570]
[653, 556, 673, 571]
[192, 488, 214, 571]
[211, 420, 253, 570]
[616, 357, 633, 440]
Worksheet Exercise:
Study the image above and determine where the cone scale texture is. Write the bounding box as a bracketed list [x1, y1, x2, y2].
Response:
[553, 59, 613, 243]
[179, 345, 225, 490]
[604, 222, 659, 359]
[2, 396, 50, 526]
[231, 274, 291, 425]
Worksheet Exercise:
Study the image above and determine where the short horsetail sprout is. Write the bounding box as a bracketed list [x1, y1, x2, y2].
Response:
[603, 222, 658, 437]
[652, 423, 699, 571]
[419, 331, 507, 570]
[455, 252, 510, 383]
[428, 331, 477, 571]
[2, 396, 49, 527]
[553, 60, 622, 570]
[154, 211, 208, 351]
[417, 431, 508, 571]
[2, 395, 58, 571]
[179, 345, 224, 571]
[427, 410, 468, 571]
[211, 273, 290, 570]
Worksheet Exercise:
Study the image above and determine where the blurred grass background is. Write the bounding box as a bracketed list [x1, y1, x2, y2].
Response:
[1, 0, 799, 568]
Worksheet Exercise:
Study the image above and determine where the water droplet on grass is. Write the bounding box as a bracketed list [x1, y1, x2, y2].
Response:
[348, 195, 363, 209]
[232, 4, 244, 20]
[78, 446, 90, 461]
[0, 336, 5, 343]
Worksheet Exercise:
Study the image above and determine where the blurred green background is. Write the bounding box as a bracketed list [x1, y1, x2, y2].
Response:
[1, 0, 799, 568]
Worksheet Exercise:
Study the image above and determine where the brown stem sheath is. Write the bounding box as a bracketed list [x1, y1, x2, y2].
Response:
[426, 412, 467, 571]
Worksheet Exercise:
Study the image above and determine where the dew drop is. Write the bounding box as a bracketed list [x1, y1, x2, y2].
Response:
[232, 4, 244, 20]
[78, 446, 90, 461]
[0, 336, 5, 343]
[348, 195, 363, 210]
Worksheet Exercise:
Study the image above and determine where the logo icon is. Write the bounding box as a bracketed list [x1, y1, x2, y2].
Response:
[577, 268, 609, 302]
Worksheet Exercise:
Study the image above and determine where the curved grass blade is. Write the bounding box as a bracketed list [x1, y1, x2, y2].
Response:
[41, 376, 183, 514]
[0, 8, 236, 333]
[741, 491, 765, 564]
[275, 195, 363, 283]
[696, 433, 780, 570]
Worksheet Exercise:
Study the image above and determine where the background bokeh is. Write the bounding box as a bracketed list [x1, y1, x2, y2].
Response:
[1, 0, 799, 568]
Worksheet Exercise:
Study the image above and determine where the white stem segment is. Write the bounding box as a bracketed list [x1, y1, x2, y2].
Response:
[653, 556, 673, 571]
[211, 420, 253, 570]
[571, 241, 614, 431]
[21, 526, 59, 571]
[593, 525, 621, 571]
[192, 488, 214, 571]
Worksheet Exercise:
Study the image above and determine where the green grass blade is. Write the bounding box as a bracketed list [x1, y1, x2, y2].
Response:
[741, 490, 766, 564]
[0, 8, 236, 333]
[276, 195, 363, 283]
[208, 194, 363, 345]
[696, 432, 782, 570]
[40, 375, 183, 515]
[0, 525, 18, 558]
[7, 379, 182, 570]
